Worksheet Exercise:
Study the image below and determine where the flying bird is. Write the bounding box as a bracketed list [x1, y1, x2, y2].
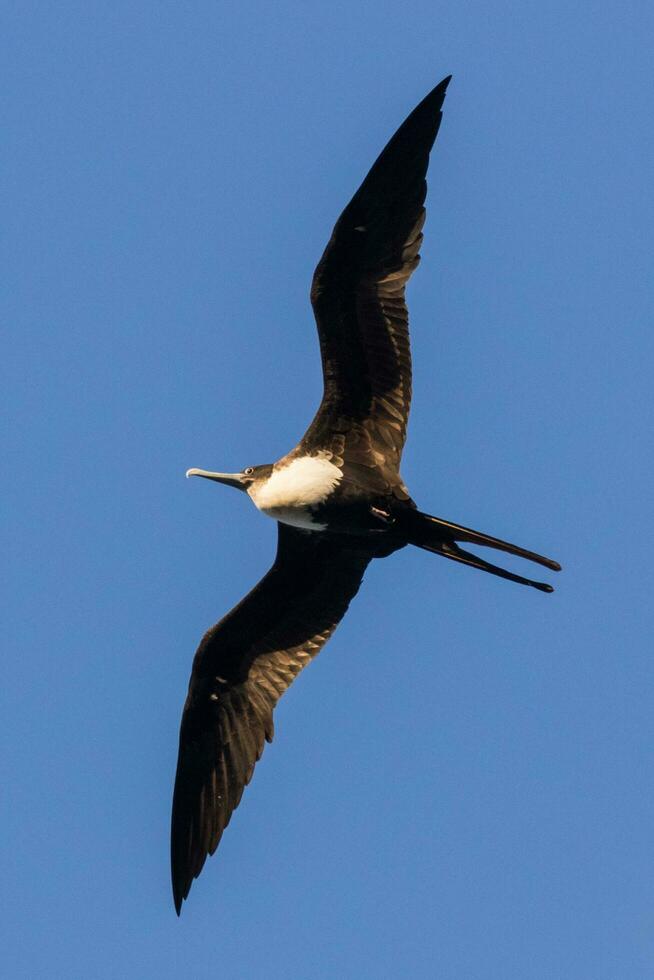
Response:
[171, 75, 560, 914]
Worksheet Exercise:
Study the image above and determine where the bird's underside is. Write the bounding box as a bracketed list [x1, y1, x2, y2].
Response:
[171, 76, 560, 914]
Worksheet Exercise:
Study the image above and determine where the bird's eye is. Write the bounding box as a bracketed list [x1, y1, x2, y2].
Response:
[244, 467, 255, 476]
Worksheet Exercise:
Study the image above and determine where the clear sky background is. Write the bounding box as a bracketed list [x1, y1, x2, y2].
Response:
[3, 2, 653, 978]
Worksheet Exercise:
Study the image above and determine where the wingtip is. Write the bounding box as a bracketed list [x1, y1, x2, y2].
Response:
[421, 75, 452, 113]
[434, 75, 452, 95]
[172, 883, 184, 916]
[171, 852, 187, 915]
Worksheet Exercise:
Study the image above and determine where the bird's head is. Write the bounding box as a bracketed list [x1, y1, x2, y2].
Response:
[185, 464, 273, 493]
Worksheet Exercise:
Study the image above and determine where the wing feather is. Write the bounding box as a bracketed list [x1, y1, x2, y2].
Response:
[301, 77, 451, 477]
[171, 524, 373, 913]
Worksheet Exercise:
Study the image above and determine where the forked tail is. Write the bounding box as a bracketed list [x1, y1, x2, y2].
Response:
[400, 509, 561, 593]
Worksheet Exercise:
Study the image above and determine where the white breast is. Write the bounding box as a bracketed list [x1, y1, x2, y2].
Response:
[248, 455, 343, 529]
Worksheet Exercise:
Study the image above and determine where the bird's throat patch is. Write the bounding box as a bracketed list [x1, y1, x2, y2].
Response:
[248, 455, 343, 529]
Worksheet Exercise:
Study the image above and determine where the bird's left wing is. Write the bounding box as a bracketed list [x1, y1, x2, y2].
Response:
[300, 77, 451, 486]
[171, 523, 373, 913]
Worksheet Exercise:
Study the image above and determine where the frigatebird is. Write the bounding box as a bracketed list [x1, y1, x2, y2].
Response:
[171, 75, 560, 914]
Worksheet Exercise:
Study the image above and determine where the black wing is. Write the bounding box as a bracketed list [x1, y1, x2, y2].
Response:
[301, 76, 451, 489]
[171, 524, 373, 914]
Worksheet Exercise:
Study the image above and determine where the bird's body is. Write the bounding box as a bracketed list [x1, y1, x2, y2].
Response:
[249, 454, 407, 533]
[172, 76, 561, 914]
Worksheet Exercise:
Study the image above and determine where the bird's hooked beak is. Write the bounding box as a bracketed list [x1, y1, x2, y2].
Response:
[186, 468, 248, 491]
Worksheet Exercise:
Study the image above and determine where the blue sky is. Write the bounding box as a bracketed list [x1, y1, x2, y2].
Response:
[3, 2, 653, 977]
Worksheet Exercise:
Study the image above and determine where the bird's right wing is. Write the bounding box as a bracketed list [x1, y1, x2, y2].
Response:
[171, 523, 373, 914]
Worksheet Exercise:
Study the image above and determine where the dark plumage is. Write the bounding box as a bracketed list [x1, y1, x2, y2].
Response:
[172, 76, 560, 914]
